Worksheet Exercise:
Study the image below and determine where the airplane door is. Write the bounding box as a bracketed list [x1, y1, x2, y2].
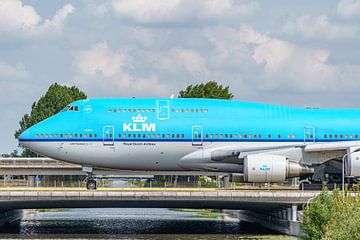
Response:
[304, 126, 316, 143]
[103, 126, 114, 146]
[192, 126, 203, 146]
[157, 100, 169, 120]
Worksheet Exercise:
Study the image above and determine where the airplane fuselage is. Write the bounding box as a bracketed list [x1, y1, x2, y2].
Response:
[19, 98, 360, 172]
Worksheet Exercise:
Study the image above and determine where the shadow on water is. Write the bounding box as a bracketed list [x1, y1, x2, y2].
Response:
[0, 208, 289, 239]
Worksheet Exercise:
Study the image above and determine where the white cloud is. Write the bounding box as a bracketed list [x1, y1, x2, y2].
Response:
[282, 15, 359, 40]
[72, 41, 170, 97]
[42, 4, 75, 32]
[337, 0, 360, 18]
[158, 47, 208, 74]
[111, 0, 259, 24]
[203, 25, 360, 93]
[74, 41, 126, 78]
[0, 61, 29, 80]
[0, 0, 74, 35]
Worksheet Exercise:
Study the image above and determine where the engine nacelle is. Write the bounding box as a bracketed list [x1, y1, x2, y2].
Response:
[244, 153, 313, 183]
[345, 151, 360, 177]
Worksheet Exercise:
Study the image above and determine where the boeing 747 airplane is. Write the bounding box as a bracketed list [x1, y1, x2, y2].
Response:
[19, 98, 360, 189]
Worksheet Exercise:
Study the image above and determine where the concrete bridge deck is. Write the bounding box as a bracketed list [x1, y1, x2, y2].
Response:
[0, 188, 319, 211]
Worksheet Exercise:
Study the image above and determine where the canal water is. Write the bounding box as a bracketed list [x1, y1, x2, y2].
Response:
[0, 208, 293, 239]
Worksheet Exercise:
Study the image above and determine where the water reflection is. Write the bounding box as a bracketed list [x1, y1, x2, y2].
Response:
[0, 208, 284, 239]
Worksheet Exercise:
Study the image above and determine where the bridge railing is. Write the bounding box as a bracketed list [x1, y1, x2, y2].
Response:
[0, 158, 80, 168]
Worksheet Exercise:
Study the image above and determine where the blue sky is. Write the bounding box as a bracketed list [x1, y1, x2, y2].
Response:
[1, 0, 360, 153]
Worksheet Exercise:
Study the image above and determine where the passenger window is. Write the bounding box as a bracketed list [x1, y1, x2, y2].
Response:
[143, 134, 146, 138]
[225, 134, 228, 138]
[128, 134, 132, 138]
[324, 134, 327, 138]
[191, 109, 194, 112]
[234, 134, 237, 138]
[329, 134, 332, 138]
[55, 134, 58, 138]
[345, 134, 348, 138]
[152, 134, 155, 138]
[45, 134, 48, 138]
[215, 134, 218, 138]
[69, 134, 73, 138]
[90, 134, 93, 138]
[229, 134, 232, 138]
[209, 134, 213, 138]
[259, 134, 262, 138]
[65, 134, 68, 138]
[268, 134, 272, 138]
[278, 134, 281, 138]
[79, 134, 82, 138]
[166, 134, 170, 138]
[157, 134, 160, 138]
[108, 109, 112, 112]
[36, 134, 39, 138]
[60, 134, 63, 138]
[356, 134, 359, 138]
[147, 134, 150, 138]
[181, 134, 184, 138]
[254, 134, 257, 138]
[244, 134, 247, 138]
[292, 134, 295, 139]
[176, 134, 180, 138]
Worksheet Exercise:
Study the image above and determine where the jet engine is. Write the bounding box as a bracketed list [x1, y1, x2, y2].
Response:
[345, 151, 360, 177]
[244, 153, 313, 183]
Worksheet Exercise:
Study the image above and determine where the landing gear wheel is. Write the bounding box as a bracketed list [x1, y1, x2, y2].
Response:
[86, 179, 97, 190]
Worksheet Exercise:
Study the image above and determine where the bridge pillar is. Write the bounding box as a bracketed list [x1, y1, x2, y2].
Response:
[291, 204, 298, 222]
[27, 175, 35, 187]
[223, 175, 230, 188]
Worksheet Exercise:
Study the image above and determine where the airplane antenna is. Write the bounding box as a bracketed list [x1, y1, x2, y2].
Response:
[170, 94, 174, 99]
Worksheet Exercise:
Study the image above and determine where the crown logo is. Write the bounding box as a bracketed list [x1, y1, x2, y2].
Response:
[132, 114, 147, 123]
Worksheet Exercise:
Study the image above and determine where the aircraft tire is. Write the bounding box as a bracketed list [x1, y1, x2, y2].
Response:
[86, 179, 97, 190]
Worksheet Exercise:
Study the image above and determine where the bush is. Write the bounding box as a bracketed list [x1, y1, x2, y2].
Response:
[303, 188, 360, 239]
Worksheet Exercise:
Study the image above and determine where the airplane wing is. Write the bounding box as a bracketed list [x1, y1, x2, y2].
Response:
[179, 141, 360, 182]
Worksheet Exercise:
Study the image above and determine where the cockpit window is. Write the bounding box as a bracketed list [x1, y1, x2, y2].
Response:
[61, 105, 79, 112]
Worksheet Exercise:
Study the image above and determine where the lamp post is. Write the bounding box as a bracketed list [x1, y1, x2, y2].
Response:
[342, 149, 360, 193]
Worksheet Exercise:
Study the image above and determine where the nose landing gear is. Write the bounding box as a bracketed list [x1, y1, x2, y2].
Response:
[86, 178, 97, 190]
[83, 166, 97, 190]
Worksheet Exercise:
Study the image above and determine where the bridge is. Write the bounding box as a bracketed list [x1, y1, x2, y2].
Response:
[0, 188, 319, 236]
[0, 158, 317, 236]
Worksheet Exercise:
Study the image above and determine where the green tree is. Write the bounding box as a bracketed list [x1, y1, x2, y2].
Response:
[179, 81, 234, 99]
[15, 83, 86, 157]
[303, 188, 360, 239]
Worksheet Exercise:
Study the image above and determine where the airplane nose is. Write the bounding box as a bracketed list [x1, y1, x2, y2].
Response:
[19, 128, 32, 142]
